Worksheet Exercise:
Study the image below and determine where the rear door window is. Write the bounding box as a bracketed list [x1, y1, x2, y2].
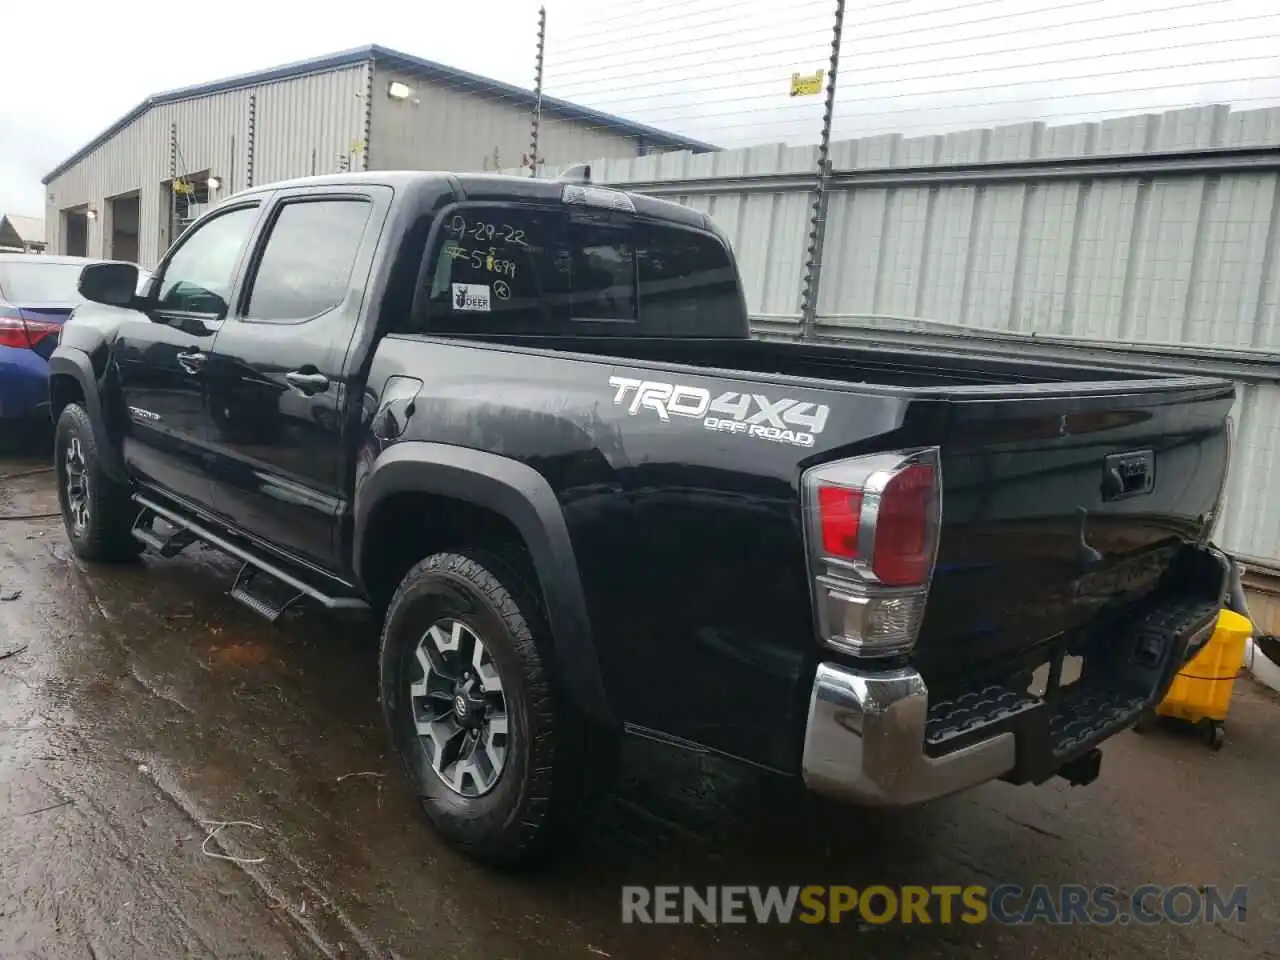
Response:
[243, 198, 372, 322]
[408, 203, 741, 337]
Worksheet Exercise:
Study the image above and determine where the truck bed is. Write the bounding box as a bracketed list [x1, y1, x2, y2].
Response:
[374, 331, 1233, 772]
[495, 333, 1165, 392]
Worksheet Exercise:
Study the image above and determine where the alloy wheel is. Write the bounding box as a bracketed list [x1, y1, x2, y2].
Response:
[64, 436, 90, 536]
[409, 618, 510, 797]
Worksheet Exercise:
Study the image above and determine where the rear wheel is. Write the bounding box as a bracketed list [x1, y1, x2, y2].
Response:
[53, 404, 140, 562]
[379, 550, 613, 865]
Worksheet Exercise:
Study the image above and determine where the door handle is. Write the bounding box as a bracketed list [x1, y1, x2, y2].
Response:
[285, 370, 330, 394]
[176, 351, 206, 375]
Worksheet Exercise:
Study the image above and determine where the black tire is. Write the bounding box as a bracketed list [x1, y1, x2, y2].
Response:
[53, 403, 141, 562]
[1203, 719, 1225, 751]
[378, 550, 612, 866]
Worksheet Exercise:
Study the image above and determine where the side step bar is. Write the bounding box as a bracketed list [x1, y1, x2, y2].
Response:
[132, 518, 197, 558]
[132, 494, 370, 619]
[231, 563, 303, 624]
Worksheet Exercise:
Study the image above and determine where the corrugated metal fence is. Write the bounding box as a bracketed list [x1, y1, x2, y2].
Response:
[508, 103, 1280, 568]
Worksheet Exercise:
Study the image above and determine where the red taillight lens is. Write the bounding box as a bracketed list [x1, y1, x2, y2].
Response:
[818, 484, 862, 559]
[0, 309, 58, 349]
[21, 318, 60, 347]
[872, 463, 935, 586]
[0, 313, 28, 348]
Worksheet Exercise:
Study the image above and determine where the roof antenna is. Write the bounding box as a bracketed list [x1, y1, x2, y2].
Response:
[558, 163, 591, 184]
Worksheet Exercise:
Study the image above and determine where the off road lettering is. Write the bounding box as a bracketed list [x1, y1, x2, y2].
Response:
[608, 377, 829, 448]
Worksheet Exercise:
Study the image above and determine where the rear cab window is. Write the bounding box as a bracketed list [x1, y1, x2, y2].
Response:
[401, 200, 743, 338]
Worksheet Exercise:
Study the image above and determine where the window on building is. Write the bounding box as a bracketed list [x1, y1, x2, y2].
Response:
[156, 204, 259, 316]
[244, 199, 373, 322]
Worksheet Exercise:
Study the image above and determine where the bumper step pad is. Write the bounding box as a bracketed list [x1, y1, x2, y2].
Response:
[922, 595, 1221, 781]
[926, 685, 1039, 749]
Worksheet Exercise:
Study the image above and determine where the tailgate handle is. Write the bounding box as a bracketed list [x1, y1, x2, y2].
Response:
[1101, 449, 1155, 501]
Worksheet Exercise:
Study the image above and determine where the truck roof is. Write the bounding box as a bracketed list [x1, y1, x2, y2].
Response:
[229, 170, 711, 231]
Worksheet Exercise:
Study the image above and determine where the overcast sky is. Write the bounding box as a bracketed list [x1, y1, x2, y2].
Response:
[3, 0, 1278, 217]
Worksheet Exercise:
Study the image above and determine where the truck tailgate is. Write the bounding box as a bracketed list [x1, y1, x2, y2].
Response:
[914, 378, 1234, 683]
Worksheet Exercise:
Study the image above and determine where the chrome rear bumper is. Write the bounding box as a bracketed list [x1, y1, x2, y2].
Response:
[801, 549, 1231, 806]
[801, 662, 1016, 806]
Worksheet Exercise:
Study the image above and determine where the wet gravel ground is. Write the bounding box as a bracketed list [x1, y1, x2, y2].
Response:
[1, 448, 1278, 959]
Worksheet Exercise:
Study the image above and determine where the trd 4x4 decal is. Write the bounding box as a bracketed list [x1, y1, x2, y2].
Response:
[607, 376, 830, 448]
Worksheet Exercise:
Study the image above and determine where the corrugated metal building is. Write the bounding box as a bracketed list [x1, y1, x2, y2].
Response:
[524, 103, 1280, 585]
[40, 45, 714, 268]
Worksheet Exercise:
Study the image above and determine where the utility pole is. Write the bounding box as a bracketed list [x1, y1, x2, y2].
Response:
[167, 123, 178, 250]
[529, 5, 546, 177]
[799, 0, 847, 341]
[246, 93, 257, 188]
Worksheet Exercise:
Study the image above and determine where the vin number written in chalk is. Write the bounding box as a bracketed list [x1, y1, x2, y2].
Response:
[448, 215, 528, 247]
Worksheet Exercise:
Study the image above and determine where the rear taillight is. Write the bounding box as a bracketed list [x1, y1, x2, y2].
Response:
[21, 318, 60, 347]
[817, 485, 862, 557]
[802, 448, 942, 657]
[0, 308, 27, 348]
[0, 308, 59, 349]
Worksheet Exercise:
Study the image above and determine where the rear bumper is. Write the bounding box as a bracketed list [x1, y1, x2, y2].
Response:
[802, 662, 1017, 805]
[0, 345, 51, 419]
[801, 546, 1229, 806]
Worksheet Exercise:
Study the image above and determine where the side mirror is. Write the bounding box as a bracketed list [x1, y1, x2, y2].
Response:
[79, 261, 141, 309]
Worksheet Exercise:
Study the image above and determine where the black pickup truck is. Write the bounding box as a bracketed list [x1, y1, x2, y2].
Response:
[50, 171, 1234, 864]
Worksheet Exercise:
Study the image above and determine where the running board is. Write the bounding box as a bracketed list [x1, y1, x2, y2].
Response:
[131, 494, 370, 618]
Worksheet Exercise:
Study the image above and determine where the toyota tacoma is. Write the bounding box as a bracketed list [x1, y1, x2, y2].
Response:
[48, 170, 1235, 864]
